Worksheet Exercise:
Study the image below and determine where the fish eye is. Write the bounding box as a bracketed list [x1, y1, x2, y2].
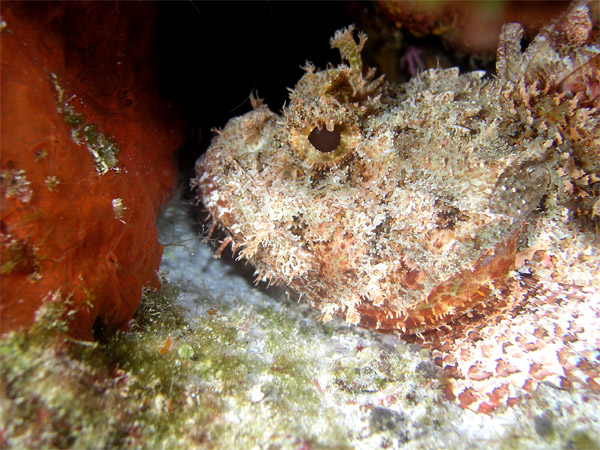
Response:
[288, 120, 360, 169]
[308, 126, 341, 153]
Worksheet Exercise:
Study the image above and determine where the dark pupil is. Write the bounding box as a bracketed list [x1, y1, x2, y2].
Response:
[308, 127, 341, 153]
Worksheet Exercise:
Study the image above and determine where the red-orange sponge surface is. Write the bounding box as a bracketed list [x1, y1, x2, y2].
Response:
[1, 2, 184, 339]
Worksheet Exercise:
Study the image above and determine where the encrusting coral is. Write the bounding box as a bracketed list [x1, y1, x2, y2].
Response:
[195, 1, 599, 412]
[0, 2, 183, 339]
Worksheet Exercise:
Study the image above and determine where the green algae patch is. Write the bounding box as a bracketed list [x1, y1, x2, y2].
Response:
[50, 73, 119, 175]
[0, 233, 39, 276]
[1, 296, 125, 448]
[0, 280, 351, 449]
[1, 282, 198, 449]
[566, 430, 599, 450]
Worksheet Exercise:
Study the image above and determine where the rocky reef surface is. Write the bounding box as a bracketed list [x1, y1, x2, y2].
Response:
[2, 196, 598, 449]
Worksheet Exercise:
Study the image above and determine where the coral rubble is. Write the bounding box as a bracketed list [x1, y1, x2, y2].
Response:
[0, 2, 183, 339]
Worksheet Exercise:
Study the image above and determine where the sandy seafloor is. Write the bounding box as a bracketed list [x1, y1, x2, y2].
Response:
[156, 194, 599, 449]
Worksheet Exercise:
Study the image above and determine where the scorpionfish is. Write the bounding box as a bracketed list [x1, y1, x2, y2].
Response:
[195, 1, 599, 412]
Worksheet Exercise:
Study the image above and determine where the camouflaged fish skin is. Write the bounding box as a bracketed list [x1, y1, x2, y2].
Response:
[195, 2, 599, 412]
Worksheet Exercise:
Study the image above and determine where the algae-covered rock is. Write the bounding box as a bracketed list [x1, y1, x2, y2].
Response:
[1, 197, 599, 448]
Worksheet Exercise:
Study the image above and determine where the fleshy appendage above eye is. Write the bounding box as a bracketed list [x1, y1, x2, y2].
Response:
[282, 25, 383, 170]
[288, 120, 361, 169]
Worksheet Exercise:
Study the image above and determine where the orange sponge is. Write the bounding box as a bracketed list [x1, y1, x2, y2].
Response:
[1, 2, 184, 339]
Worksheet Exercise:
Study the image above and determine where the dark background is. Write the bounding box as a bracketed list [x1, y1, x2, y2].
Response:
[155, 2, 358, 179]
[152, 1, 571, 183]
